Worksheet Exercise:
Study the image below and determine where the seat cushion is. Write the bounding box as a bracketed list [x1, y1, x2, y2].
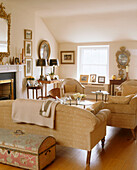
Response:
[64, 92, 78, 99]
[103, 103, 135, 115]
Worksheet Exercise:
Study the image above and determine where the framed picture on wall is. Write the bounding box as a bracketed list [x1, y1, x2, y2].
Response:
[60, 51, 75, 64]
[80, 75, 89, 83]
[24, 40, 32, 57]
[24, 29, 32, 40]
[24, 58, 32, 77]
[98, 76, 105, 83]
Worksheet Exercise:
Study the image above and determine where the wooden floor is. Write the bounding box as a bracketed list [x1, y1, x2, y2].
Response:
[0, 126, 136, 170]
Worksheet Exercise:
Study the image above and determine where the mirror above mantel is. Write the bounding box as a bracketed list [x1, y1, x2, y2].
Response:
[0, 3, 11, 60]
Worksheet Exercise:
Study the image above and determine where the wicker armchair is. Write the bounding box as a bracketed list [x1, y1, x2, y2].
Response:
[60, 78, 85, 97]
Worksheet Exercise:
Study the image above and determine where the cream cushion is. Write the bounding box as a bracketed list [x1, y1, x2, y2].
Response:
[108, 94, 135, 104]
[86, 101, 103, 115]
[122, 85, 137, 96]
[64, 84, 76, 93]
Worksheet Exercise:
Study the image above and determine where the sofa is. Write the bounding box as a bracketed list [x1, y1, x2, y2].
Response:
[103, 94, 137, 139]
[0, 99, 110, 165]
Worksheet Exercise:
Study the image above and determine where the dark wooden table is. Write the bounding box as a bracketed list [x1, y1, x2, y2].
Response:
[27, 86, 43, 99]
[109, 79, 125, 95]
[38, 79, 63, 96]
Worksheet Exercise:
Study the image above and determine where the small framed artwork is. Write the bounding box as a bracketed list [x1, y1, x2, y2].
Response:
[24, 40, 32, 57]
[24, 29, 32, 40]
[90, 74, 96, 82]
[80, 75, 89, 83]
[98, 76, 105, 83]
[60, 51, 75, 64]
[25, 58, 32, 77]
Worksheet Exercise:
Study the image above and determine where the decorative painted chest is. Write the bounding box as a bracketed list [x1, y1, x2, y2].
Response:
[0, 128, 56, 170]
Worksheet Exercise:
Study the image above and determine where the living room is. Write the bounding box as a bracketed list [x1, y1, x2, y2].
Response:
[0, 0, 137, 169]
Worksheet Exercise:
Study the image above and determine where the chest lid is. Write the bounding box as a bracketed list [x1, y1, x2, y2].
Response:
[0, 128, 56, 154]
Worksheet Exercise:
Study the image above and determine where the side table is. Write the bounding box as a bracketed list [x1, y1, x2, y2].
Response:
[109, 79, 125, 95]
[91, 91, 109, 102]
[27, 86, 43, 99]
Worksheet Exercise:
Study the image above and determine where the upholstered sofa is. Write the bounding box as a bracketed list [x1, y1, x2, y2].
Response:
[0, 99, 110, 165]
[103, 94, 137, 139]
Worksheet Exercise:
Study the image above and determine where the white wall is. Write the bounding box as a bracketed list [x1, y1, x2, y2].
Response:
[34, 15, 58, 93]
[0, 0, 58, 98]
[59, 41, 137, 82]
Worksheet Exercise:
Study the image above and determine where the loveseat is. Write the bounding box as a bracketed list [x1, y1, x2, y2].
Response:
[0, 99, 110, 165]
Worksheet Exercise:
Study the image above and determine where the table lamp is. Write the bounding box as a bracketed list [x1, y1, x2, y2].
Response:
[36, 59, 47, 80]
[49, 59, 59, 75]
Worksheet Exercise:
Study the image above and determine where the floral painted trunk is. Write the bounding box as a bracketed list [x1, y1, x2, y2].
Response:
[0, 128, 56, 169]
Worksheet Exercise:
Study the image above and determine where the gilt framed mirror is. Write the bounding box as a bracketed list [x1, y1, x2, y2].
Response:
[0, 3, 11, 60]
[38, 40, 50, 62]
[116, 46, 130, 69]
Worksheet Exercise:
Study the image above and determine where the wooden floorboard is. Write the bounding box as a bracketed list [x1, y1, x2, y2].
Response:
[0, 126, 136, 170]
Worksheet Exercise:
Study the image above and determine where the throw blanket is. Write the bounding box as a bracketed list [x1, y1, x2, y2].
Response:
[12, 99, 60, 129]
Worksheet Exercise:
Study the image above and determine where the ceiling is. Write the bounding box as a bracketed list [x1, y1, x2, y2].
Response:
[7, 0, 137, 43]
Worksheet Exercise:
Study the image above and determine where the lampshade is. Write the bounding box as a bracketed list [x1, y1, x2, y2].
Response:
[49, 59, 59, 66]
[36, 59, 47, 67]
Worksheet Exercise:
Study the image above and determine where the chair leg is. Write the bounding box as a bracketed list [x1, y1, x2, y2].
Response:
[131, 129, 136, 140]
[101, 137, 105, 149]
[86, 150, 91, 165]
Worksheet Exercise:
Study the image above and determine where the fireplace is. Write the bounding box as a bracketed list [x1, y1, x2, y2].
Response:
[0, 72, 16, 100]
[0, 65, 25, 99]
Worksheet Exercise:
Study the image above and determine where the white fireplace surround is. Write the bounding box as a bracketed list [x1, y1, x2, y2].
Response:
[0, 65, 25, 99]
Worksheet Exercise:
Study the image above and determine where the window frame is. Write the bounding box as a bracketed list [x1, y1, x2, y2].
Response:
[77, 45, 109, 84]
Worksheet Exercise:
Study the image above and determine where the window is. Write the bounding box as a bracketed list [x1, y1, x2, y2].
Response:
[77, 45, 109, 84]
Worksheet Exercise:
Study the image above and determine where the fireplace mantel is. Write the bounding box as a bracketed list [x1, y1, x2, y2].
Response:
[0, 65, 24, 73]
[0, 65, 25, 98]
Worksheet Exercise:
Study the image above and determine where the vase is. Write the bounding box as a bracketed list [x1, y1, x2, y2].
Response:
[27, 80, 35, 86]
[76, 98, 81, 105]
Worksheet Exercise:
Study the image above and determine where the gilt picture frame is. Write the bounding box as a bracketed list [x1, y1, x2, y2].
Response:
[61, 51, 75, 64]
[24, 29, 32, 40]
[24, 40, 32, 57]
[24, 58, 32, 77]
[80, 75, 89, 83]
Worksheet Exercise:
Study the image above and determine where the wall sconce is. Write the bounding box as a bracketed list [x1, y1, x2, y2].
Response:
[36, 59, 48, 80]
[49, 59, 59, 75]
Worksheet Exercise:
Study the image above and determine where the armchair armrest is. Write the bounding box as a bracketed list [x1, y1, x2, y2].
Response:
[95, 109, 111, 127]
[129, 94, 137, 108]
